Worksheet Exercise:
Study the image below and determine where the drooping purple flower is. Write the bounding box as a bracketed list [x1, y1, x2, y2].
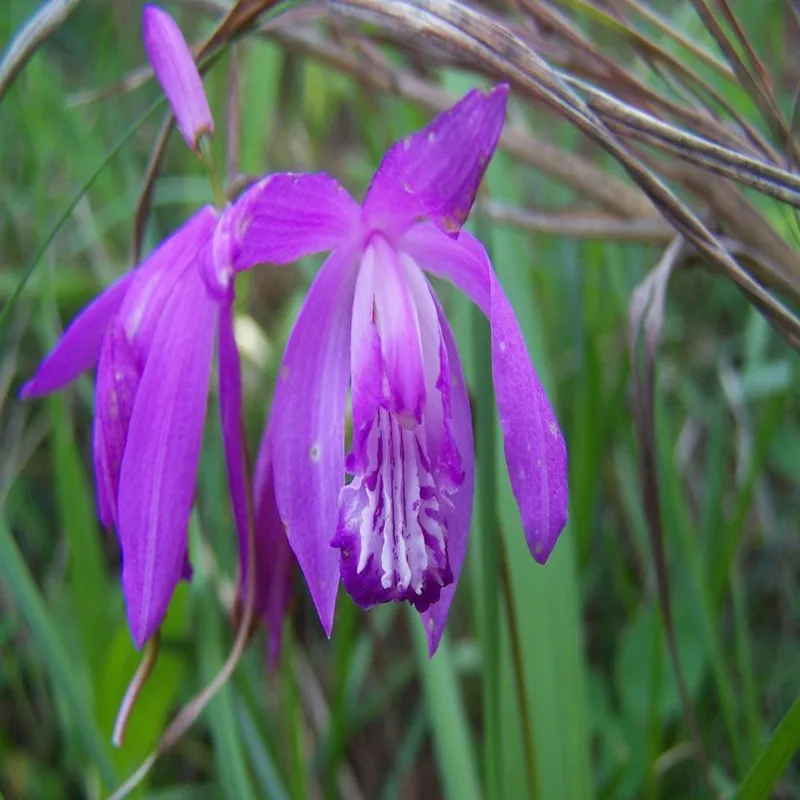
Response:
[142, 4, 213, 151]
[233, 86, 569, 655]
[20, 7, 292, 649]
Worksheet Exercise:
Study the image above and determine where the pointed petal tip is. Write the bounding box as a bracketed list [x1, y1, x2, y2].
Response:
[424, 615, 442, 658]
[142, 4, 213, 152]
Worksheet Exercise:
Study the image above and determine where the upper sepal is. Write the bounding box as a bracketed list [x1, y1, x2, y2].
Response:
[362, 85, 508, 238]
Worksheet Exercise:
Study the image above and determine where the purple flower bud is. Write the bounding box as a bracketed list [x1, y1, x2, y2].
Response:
[142, 4, 214, 152]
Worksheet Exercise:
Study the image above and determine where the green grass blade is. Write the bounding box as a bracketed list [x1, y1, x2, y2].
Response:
[471, 294, 503, 799]
[486, 156, 593, 800]
[195, 568, 257, 800]
[0, 517, 118, 789]
[0, 96, 162, 334]
[410, 619, 482, 800]
[732, 697, 800, 800]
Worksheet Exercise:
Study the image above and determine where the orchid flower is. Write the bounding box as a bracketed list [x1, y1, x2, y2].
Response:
[21, 4, 292, 649]
[238, 86, 569, 655]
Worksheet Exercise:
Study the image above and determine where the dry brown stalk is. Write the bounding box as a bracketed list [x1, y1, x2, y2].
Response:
[330, 0, 800, 348]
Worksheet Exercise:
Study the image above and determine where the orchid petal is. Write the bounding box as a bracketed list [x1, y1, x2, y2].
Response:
[399, 258, 462, 486]
[20, 272, 134, 399]
[421, 300, 474, 655]
[142, 4, 213, 151]
[403, 223, 568, 563]
[362, 85, 508, 238]
[253, 424, 294, 668]
[217, 303, 255, 608]
[349, 241, 384, 464]
[93, 319, 141, 529]
[233, 173, 360, 270]
[119, 207, 217, 353]
[270, 246, 359, 636]
[118, 267, 218, 647]
[368, 235, 426, 421]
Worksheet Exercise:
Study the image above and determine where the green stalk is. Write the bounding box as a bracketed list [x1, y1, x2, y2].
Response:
[0, 520, 118, 789]
[732, 697, 800, 800]
[472, 303, 502, 800]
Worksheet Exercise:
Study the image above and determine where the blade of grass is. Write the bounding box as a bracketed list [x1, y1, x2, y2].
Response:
[193, 522, 258, 800]
[732, 697, 800, 800]
[485, 154, 593, 800]
[0, 95, 163, 335]
[471, 270, 503, 799]
[0, 517, 118, 789]
[409, 620, 482, 800]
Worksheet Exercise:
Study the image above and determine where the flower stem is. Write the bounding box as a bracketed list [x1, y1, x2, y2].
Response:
[199, 134, 226, 209]
[112, 630, 161, 747]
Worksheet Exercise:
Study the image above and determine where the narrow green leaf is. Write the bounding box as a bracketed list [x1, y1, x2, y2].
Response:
[409, 620, 482, 800]
[486, 155, 593, 800]
[195, 574, 257, 800]
[0, 518, 117, 789]
[0, 95, 163, 334]
[732, 697, 800, 800]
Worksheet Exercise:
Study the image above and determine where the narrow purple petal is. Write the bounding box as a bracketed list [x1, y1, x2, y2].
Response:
[232, 173, 360, 270]
[218, 303, 261, 613]
[402, 223, 568, 563]
[270, 246, 359, 636]
[20, 272, 134, 399]
[349, 241, 384, 464]
[253, 424, 294, 669]
[118, 267, 218, 647]
[368, 236, 426, 421]
[142, 4, 213, 151]
[421, 300, 474, 656]
[400, 258, 462, 486]
[93, 319, 141, 529]
[362, 85, 508, 238]
[118, 207, 217, 353]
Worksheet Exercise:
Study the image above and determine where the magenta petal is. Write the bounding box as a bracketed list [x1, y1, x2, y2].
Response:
[271, 246, 359, 635]
[119, 207, 217, 353]
[232, 173, 360, 270]
[362, 85, 508, 238]
[403, 223, 568, 563]
[142, 4, 213, 151]
[217, 304, 260, 610]
[253, 424, 294, 668]
[20, 272, 134, 399]
[349, 244, 384, 462]
[420, 300, 474, 656]
[118, 268, 218, 647]
[368, 236, 426, 421]
[93, 319, 142, 529]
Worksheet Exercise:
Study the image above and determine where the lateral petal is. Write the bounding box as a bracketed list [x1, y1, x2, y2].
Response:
[253, 424, 294, 668]
[403, 223, 568, 563]
[93, 319, 141, 529]
[270, 246, 359, 636]
[20, 272, 134, 399]
[233, 173, 360, 270]
[118, 267, 218, 647]
[420, 299, 474, 656]
[217, 303, 255, 608]
[118, 206, 217, 354]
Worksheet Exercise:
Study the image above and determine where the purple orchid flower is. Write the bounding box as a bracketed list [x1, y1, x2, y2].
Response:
[20, 5, 292, 649]
[237, 86, 569, 655]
